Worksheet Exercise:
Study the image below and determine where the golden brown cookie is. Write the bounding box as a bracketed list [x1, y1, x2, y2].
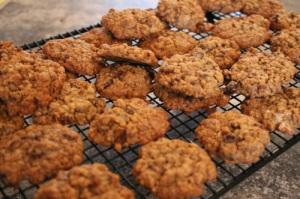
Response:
[89, 98, 169, 151]
[101, 8, 165, 40]
[35, 163, 134, 199]
[133, 138, 217, 199]
[98, 43, 158, 67]
[242, 88, 300, 135]
[0, 124, 83, 185]
[242, 0, 284, 19]
[212, 15, 271, 49]
[226, 49, 297, 98]
[79, 27, 122, 47]
[199, 0, 244, 13]
[42, 38, 103, 75]
[157, 0, 205, 32]
[140, 30, 197, 59]
[271, 11, 300, 31]
[271, 28, 300, 64]
[196, 111, 270, 164]
[191, 36, 241, 69]
[34, 79, 105, 125]
[96, 64, 151, 100]
[154, 84, 229, 113]
[0, 41, 66, 116]
[156, 52, 224, 98]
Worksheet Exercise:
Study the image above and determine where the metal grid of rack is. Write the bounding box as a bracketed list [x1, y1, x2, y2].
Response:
[0, 11, 299, 199]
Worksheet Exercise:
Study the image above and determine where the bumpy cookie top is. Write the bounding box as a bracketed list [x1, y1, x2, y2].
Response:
[101, 8, 165, 39]
[0, 124, 83, 185]
[156, 53, 224, 98]
[0, 41, 66, 116]
[196, 111, 270, 164]
[199, 0, 244, 13]
[96, 64, 151, 100]
[271, 11, 300, 31]
[42, 38, 103, 75]
[242, 0, 283, 19]
[227, 49, 297, 98]
[89, 98, 169, 151]
[98, 43, 158, 67]
[34, 79, 105, 125]
[271, 28, 300, 65]
[133, 138, 217, 199]
[157, 0, 205, 32]
[192, 36, 241, 69]
[212, 15, 271, 49]
[140, 30, 197, 59]
[35, 163, 134, 199]
[242, 88, 300, 135]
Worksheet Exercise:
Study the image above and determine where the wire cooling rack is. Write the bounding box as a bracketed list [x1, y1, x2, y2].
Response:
[1, 11, 300, 199]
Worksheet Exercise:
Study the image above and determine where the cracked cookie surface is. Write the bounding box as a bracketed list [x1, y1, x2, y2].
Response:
[89, 98, 169, 151]
[196, 111, 270, 164]
[242, 0, 283, 19]
[242, 88, 300, 135]
[133, 138, 217, 199]
[35, 163, 134, 199]
[0, 124, 83, 185]
[96, 64, 151, 100]
[212, 15, 271, 49]
[271, 11, 300, 31]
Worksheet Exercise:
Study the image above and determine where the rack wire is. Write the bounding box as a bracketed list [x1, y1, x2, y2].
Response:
[1, 11, 300, 199]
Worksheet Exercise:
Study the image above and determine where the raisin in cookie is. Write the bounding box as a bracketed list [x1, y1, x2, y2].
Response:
[34, 79, 105, 125]
[0, 124, 83, 185]
[140, 30, 197, 59]
[89, 98, 169, 151]
[35, 163, 134, 199]
[157, 0, 205, 32]
[0, 41, 66, 116]
[212, 15, 271, 49]
[271, 11, 300, 31]
[98, 43, 158, 67]
[191, 36, 241, 69]
[196, 111, 270, 164]
[156, 52, 224, 98]
[101, 8, 165, 40]
[133, 138, 217, 199]
[42, 38, 103, 75]
[242, 0, 284, 19]
[271, 28, 300, 65]
[199, 0, 244, 13]
[242, 88, 300, 135]
[226, 49, 297, 98]
[96, 64, 151, 100]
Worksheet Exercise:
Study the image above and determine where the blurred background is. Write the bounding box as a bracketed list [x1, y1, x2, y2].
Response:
[0, 0, 299, 45]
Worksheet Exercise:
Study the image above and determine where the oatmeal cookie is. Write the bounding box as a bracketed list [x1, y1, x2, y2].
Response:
[192, 36, 241, 69]
[133, 138, 217, 199]
[156, 52, 224, 98]
[157, 0, 205, 32]
[98, 43, 158, 67]
[42, 38, 103, 75]
[0, 101, 23, 138]
[154, 84, 229, 113]
[212, 15, 271, 49]
[226, 49, 297, 98]
[196, 111, 270, 164]
[89, 98, 169, 151]
[34, 79, 105, 125]
[242, 0, 284, 19]
[140, 30, 197, 59]
[0, 124, 83, 185]
[271, 11, 300, 31]
[35, 163, 134, 199]
[199, 0, 244, 13]
[242, 88, 300, 135]
[0, 41, 66, 116]
[101, 8, 165, 40]
[96, 64, 151, 100]
[79, 27, 122, 47]
[271, 28, 300, 65]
